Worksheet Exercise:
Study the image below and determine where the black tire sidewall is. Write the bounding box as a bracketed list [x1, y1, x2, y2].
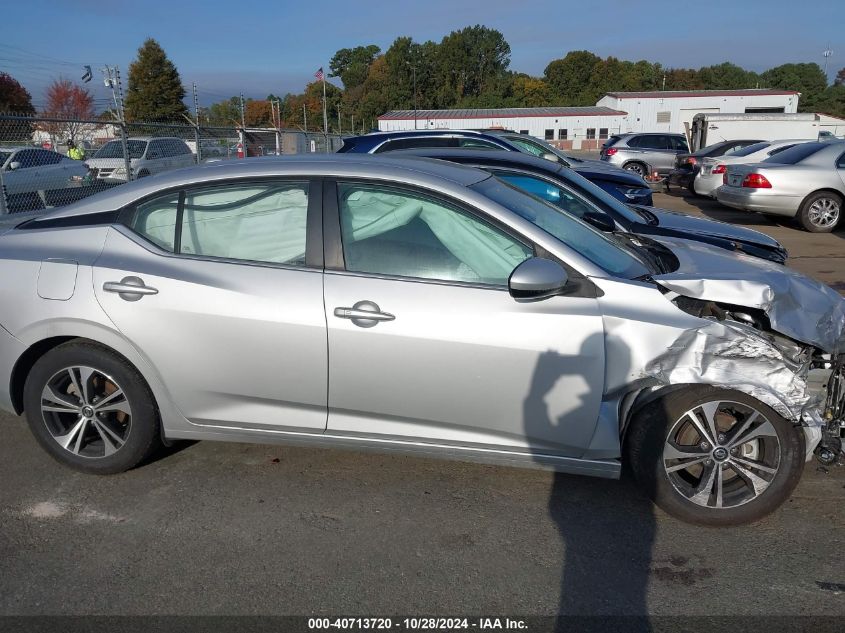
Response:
[626, 386, 805, 526]
[23, 342, 160, 474]
[799, 192, 842, 233]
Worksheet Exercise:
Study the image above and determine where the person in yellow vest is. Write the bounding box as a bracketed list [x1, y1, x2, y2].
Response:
[67, 140, 85, 160]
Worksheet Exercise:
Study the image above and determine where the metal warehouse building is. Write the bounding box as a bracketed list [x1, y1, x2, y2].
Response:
[377, 107, 628, 150]
[596, 89, 800, 135]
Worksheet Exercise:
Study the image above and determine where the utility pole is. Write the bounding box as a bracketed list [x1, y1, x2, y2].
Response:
[406, 61, 418, 130]
[303, 103, 307, 131]
[192, 82, 202, 163]
[102, 65, 131, 180]
[351, 113, 355, 135]
[337, 104, 342, 135]
[239, 93, 246, 129]
[823, 45, 833, 77]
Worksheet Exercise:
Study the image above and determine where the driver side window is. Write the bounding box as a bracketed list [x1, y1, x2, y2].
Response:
[489, 171, 594, 220]
[338, 183, 533, 286]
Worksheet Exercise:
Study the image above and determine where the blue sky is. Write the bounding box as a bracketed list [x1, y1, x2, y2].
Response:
[1, 0, 842, 109]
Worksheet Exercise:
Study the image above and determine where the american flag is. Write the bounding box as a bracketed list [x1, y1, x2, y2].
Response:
[315, 67, 324, 81]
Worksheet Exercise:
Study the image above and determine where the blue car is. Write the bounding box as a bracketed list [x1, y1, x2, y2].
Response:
[338, 129, 654, 206]
[389, 148, 789, 264]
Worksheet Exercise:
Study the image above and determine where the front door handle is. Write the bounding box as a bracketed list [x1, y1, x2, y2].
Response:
[103, 276, 158, 302]
[334, 300, 394, 328]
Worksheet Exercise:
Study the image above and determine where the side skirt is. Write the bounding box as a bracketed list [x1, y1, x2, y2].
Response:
[165, 424, 622, 480]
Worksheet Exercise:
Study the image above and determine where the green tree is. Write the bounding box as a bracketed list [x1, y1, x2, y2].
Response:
[124, 38, 188, 122]
[206, 97, 240, 126]
[436, 25, 511, 104]
[760, 63, 828, 110]
[697, 62, 757, 90]
[835, 67, 845, 87]
[329, 45, 381, 89]
[0, 71, 35, 141]
[814, 84, 845, 118]
[544, 50, 601, 104]
[508, 74, 552, 107]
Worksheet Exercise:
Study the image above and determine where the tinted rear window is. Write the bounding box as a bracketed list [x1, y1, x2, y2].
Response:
[763, 143, 826, 164]
[604, 136, 622, 147]
[732, 142, 771, 157]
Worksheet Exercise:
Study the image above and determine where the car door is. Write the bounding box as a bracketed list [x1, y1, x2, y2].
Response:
[93, 178, 328, 431]
[836, 150, 845, 190]
[322, 180, 606, 456]
[144, 139, 168, 174]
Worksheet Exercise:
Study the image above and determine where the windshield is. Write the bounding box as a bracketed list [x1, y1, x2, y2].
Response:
[473, 176, 651, 279]
[94, 140, 147, 159]
[731, 142, 771, 157]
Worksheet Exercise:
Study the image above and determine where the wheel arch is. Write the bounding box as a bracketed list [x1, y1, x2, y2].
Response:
[7, 323, 185, 436]
[799, 188, 844, 208]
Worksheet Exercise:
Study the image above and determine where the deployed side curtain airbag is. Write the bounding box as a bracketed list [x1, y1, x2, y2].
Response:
[341, 189, 530, 283]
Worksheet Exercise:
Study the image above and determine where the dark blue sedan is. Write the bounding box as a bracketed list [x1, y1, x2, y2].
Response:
[338, 129, 655, 206]
[389, 148, 788, 264]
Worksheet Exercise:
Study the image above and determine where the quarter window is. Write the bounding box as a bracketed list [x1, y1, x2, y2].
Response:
[132, 194, 180, 252]
[337, 183, 532, 285]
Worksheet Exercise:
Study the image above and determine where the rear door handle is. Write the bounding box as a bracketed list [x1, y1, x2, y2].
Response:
[103, 276, 158, 302]
[334, 300, 394, 328]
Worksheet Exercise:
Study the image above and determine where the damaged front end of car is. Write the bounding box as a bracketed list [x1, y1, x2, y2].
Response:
[653, 274, 845, 465]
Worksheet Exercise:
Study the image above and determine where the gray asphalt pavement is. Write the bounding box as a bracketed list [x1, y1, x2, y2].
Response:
[1, 189, 844, 619]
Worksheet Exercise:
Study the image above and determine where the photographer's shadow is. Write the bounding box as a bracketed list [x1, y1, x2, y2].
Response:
[523, 340, 656, 627]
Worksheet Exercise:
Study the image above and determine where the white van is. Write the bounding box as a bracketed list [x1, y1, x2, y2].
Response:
[86, 137, 195, 181]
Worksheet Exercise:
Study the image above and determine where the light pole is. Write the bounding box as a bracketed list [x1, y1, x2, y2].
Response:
[823, 45, 833, 78]
[406, 60, 418, 130]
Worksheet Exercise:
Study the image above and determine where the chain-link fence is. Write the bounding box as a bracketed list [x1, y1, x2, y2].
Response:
[0, 114, 343, 215]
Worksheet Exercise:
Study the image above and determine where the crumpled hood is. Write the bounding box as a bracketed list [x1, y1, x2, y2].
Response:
[651, 236, 845, 352]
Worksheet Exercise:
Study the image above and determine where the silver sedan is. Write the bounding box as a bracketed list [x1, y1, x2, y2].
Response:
[0, 155, 842, 526]
[716, 141, 845, 232]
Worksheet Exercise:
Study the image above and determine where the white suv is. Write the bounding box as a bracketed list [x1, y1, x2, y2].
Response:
[86, 137, 195, 182]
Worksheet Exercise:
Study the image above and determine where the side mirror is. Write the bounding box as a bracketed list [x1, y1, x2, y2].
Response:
[8, 161, 21, 170]
[508, 258, 569, 303]
[582, 211, 615, 233]
[541, 152, 560, 163]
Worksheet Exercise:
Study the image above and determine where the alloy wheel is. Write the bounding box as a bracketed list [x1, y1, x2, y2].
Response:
[663, 400, 781, 509]
[40, 366, 132, 458]
[625, 163, 646, 176]
[807, 197, 840, 228]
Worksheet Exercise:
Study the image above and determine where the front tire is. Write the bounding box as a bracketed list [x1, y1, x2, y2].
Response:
[626, 386, 804, 526]
[23, 341, 162, 474]
[798, 191, 842, 232]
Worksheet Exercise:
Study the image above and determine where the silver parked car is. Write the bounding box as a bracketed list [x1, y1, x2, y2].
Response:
[86, 137, 196, 182]
[717, 141, 845, 232]
[694, 140, 812, 198]
[600, 133, 690, 176]
[0, 147, 88, 196]
[0, 155, 842, 526]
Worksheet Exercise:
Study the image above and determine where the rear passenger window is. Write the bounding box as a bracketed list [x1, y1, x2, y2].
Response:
[181, 182, 309, 264]
[128, 182, 309, 265]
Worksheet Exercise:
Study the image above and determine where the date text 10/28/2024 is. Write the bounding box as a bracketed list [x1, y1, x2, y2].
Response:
[308, 618, 528, 630]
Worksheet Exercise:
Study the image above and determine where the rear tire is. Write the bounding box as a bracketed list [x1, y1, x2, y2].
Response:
[624, 162, 648, 177]
[625, 385, 804, 526]
[797, 191, 842, 233]
[23, 341, 162, 474]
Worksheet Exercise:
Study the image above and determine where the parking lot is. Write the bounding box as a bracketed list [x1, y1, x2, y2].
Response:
[0, 188, 843, 621]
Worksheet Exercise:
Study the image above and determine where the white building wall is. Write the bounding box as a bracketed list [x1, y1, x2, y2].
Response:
[596, 93, 799, 135]
[377, 114, 627, 149]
